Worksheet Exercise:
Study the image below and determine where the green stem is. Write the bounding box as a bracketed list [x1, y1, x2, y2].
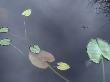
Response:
[101, 58, 106, 82]
[48, 65, 70, 82]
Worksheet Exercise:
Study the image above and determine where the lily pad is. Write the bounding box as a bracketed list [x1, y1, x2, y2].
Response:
[37, 50, 55, 62]
[29, 50, 55, 69]
[57, 62, 70, 71]
[0, 39, 11, 46]
[0, 27, 8, 33]
[22, 9, 31, 16]
[30, 45, 40, 54]
[87, 38, 110, 63]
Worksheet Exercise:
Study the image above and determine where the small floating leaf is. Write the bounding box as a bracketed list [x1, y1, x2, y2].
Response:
[57, 62, 70, 71]
[29, 50, 55, 69]
[0, 39, 11, 46]
[22, 9, 31, 16]
[87, 38, 110, 63]
[30, 45, 40, 54]
[0, 27, 8, 33]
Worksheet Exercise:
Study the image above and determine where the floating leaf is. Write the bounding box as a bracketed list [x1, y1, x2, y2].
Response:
[87, 39, 102, 63]
[22, 9, 31, 16]
[37, 50, 55, 62]
[0, 26, 8, 33]
[87, 38, 110, 63]
[97, 38, 110, 60]
[0, 39, 11, 46]
[29, 50, 55, 69]
[57, 62, 70, 71]
[30, 45, 40, 54]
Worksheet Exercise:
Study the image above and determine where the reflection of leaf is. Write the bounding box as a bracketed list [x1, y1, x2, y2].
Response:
[22, 9, 31, 16]
[29, 50, 55, 69]
[0, 27, 8, 33]
[87, 38, 110, 63]
[30, 45, 40, 54]
[0, 39, 11, 46]
[57, 62, 70, 71]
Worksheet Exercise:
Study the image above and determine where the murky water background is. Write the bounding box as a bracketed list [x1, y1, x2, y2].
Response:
[1, 0, 110, 82]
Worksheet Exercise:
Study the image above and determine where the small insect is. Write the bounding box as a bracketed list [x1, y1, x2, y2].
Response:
[81, 25, 88, 29]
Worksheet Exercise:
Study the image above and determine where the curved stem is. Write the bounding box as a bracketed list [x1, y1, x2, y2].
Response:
[10, 43, 25, 56]
[48, 64, 70, 82]
[101, 58, 106, 82]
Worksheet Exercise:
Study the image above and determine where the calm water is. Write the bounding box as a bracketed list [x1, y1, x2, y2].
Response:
[0, 0, 110, 82]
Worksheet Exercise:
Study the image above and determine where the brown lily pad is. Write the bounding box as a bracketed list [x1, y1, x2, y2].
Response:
[29, 50, 55, 69]
[37, 50, 55, 62]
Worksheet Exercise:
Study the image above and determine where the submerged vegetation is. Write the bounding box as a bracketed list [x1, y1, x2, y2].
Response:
[91, 0, 110, 16]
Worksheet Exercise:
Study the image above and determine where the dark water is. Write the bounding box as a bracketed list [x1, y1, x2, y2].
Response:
[0, 0, 110, 82]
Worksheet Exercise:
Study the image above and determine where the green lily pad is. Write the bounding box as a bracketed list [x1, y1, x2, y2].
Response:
[22, 9, 31, 16]
[0, 27, 8, 33]
[30, 45, 40, 54]
[97, 38, 110, 60]
[0, 39, 11, 46]
[87, 38, 110, 63]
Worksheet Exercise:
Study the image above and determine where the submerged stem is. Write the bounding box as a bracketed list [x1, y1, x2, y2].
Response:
[8, 32, 25, 41]
[101, 58, 106, 82]
[24, 17, 27, 42]
[24, 17, 31, 49]
[48, 64, 70, 82]
[10, 43, 25, 56]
